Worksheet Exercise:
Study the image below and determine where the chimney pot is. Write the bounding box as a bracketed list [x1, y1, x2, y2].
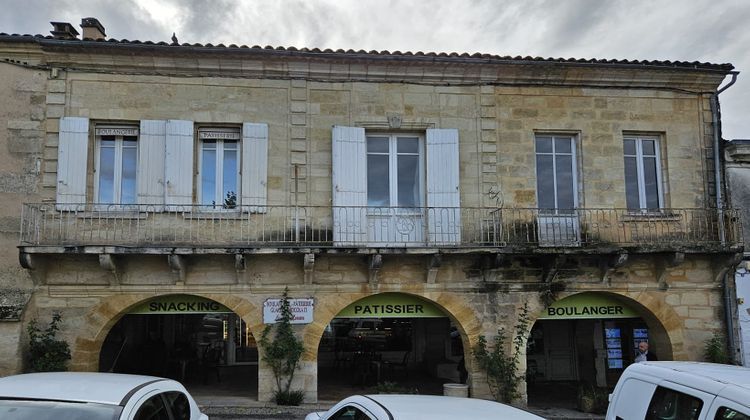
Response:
[80, 17, 106, 40]
[50, 21, 79, 40]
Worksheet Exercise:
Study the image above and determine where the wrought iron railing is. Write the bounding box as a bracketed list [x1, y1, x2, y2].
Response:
[19, 204, 742, 250]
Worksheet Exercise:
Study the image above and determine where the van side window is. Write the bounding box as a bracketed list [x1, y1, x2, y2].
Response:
[646, 386, 703, 420]
[715, 407, 750, 420]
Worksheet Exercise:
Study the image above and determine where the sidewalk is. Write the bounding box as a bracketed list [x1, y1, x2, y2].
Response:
[196, 396, 605, 419]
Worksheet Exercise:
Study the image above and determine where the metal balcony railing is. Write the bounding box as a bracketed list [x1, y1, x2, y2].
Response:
[19, 204, 742, 250]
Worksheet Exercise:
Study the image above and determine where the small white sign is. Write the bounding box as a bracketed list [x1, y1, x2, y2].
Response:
[96, 127, 139, 136]
[263, 298, 314, 324]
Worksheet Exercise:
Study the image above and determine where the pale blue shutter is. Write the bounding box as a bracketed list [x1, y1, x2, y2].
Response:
[137, 120, 166, 209]
[241, 122, 268, 212]
[56, 117, 89, 210]
[332, 126, 367, 245]
[426, 128, 461, 244]
[164, 120, 194, 210]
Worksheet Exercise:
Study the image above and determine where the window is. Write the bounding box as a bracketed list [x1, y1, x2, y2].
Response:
[163, 391, 190, 420]
[199, 129, 240, 209]
[624, 136, 663, 211]
[94, 127, 138, 204]
[646, 386, 703, 420]
[366, 134, 423, 208]
[535, 135, 577, 213]
[134, 394, 170, 420]
[329, 405, 373, 420]
[716, 407, 750, 420]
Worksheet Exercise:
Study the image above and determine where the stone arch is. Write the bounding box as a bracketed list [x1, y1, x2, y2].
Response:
[529, 290, 682, 361]
[305, 290, 483, 362]
[70, 292, 261, 372]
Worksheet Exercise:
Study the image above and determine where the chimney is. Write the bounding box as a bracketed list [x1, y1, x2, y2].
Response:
[50, 21, 79, 40]
[80, 17, 106, 40]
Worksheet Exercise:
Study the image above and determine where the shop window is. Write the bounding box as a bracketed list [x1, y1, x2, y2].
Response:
[199, 129, 240, 209]
[646, 386, 703, 420]
[94, 127, 138, 205]
[624, 136, 663, 211]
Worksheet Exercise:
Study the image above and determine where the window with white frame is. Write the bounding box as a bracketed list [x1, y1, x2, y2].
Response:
[366, 134, 424, 208]
[199, 129, 240, 209]
[623, 136, 663, 211]
[94, 127, 138, 204]
[535, 135, 578, 214]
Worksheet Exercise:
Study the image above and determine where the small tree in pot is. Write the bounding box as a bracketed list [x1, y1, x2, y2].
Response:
[259, 288, 306, 405]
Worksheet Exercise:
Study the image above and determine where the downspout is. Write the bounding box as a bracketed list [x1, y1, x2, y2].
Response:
[712, 70, 739, 362]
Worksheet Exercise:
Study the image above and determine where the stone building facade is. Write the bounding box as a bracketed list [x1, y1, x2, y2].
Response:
[0, 20, 743, 403]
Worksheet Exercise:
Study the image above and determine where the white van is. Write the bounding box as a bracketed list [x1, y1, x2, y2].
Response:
[606, 362, 750, 420]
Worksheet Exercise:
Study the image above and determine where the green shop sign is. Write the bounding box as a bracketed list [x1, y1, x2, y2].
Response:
[539, 293, 639, 320]
[129, 295, 232, 315]
[337, 293, 444, 318]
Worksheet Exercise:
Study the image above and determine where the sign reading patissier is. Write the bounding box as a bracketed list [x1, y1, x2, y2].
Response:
[539, 293, 639, 320]
[336, 293, 444, 318]
[130, 295, 232, 315]
[263, 298, 314, 324]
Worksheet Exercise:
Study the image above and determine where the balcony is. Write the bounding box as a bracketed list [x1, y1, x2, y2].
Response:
[19, 204, 742, 255]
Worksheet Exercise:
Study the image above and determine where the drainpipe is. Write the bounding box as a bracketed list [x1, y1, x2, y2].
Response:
[712, 71, 739, 363]
[712, 71, 739, 245]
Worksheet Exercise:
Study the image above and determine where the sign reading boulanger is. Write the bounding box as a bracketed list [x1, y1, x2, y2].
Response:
[336, 293, 445, 318]
[539, 293, 639, 320]
[129, 295, 232, 314]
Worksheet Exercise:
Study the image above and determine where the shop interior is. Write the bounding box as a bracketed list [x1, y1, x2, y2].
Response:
[99, 312, 258, 398]
[526, 318, 649, 409]
[317, 316, 466, 400]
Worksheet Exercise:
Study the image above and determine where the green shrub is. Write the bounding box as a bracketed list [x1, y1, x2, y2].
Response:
[259, 288, 306, 405]
[704, 333, 730, 364]
[26, 313, 71, 372]
[273, 389, 305, 406]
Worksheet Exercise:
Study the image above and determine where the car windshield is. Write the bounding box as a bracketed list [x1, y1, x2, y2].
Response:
[0, 399, 123, 420]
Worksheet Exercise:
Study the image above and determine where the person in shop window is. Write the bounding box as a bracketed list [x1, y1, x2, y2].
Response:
[635, 341, 658, 363]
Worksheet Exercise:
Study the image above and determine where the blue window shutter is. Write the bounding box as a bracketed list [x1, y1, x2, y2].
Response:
[56, 117, 89, 210]
[426, 128, 461, 244]
[241, 122, 268, 212]
[332, 126, 367, 245]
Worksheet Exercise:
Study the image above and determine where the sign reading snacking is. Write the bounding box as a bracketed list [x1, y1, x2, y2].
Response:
[129, 295, 232, 314]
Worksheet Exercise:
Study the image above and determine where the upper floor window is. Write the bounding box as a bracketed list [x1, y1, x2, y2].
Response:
[94, 127, 138, 205]
[366, 134, 424, 208]
[535, 135, 578, 214]
[624, 136, 663, 211]
[199, 129, 240, 209]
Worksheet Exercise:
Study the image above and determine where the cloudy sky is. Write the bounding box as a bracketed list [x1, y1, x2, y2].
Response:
[2, 0, 748, 138]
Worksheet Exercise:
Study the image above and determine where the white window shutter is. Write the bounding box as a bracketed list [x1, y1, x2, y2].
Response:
[137, 120, 166, 209]
[332, 126, 367, 245]
[426, 128, 461, 245]
[241, 122, 268, 212]
[56, 117, 89, 210]
[164, 120, 194, 210]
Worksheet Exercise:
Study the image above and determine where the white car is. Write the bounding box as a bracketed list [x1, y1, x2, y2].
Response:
[606, 361, 750, 420]
[0, 372, 208, 420]
[305, 394, 544, 420]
